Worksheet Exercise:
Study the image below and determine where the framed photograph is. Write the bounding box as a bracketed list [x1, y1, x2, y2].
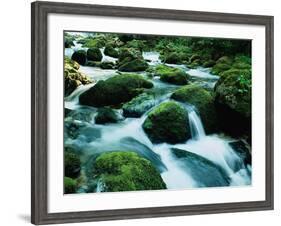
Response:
[31, 1, 274, 225]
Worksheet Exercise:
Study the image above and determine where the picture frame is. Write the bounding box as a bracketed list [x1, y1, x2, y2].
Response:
[31, 1, 274, 225]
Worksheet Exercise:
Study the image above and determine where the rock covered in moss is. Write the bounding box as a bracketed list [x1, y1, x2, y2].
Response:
[117, 48, 148, 72]
[122, 93, 156, 117]
[118, 58, 148, 72]
[100, 61, 116, 69]
[142, 101, 190, 144]
[64, 177, 78, 194]
[95, 107, 123, 124]
[65, 148, 81, 178]
[214, 68, 251, 137]
[164, 52, 182, 64]
[71, 50, 87, 65]
[152, 65, 189, 85]
[87, 47, 102, 61]
[93, 152, 166, 192]
[104, 45, 119, 58]
[64, 57, 93, 96]
[171, 85, 218, 134]
[79, 74, 153, 107]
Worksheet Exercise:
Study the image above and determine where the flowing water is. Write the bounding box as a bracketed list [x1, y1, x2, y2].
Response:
[64, 50, 252, 192]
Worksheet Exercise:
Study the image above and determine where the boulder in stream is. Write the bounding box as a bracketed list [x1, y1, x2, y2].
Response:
[79, 74, 153, 107]
[93, 152, 166, 192]
[122, 93, 156, 118]
[95, 107, 123, 124]
[104, 44, 119, 58]
[171, 84, 218, 134]
[142, 101, 190, 144]
[71, 50, 87, 65]
[87, 47, 102, 61]
[170, 148, 230, 187]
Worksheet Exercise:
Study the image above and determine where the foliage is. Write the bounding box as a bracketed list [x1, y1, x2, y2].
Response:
[93, 152, 166, 192]
[104, 45, 119, 58]
[65, 148, 81, 178]
[64, 177, 78, 194]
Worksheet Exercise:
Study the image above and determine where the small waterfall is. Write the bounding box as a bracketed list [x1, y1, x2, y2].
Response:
[100, 47, 118, 63]
[142, 51, 161, 65]
[65, 83, 95, 109]
[188, 110, 206, 140]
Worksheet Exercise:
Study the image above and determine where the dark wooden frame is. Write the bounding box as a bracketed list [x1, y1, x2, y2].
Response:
[31, 1, 274, 225]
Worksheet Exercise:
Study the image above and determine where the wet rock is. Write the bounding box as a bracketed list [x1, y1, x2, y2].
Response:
[79, 74, 153, 107]
[142, 101, 190, 144]
[171, 148, 230, 187]
[122, 93, 156, 117]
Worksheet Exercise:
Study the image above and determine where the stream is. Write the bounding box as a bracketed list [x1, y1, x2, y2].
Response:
[65, 43, 251, 192]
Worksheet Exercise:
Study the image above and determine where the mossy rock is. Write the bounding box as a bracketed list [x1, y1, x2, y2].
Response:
[95, 107, 121, 124]
[64, 57, 92, 96]
[79, 74, 153, 107]
[123, 93, 156, 117]
[65, 148, 81, 178]
[214, 68, 251, 137]
[86, 61, 101, 67]
[171, 85, 218, 134]
[93, 152, 166, 192]
[65, 39, 74, 48]
[100, 61, 116, 69]
[118, 58, 148, 72]
[164, 52, 182, 64]
[71, 50, 87, 65]
[216, 56, 233, 65]
[87, 48, 102, 61]
[211, 63, 232, 75]
[153, 65, 189, 85]
[189, 54, 201, 63]
[118, 48, 142, 63]
[104, 45, 119, 58]
[64, 177, 78, 194]
[142, 101, 190, 144]
[80, 36, 106, 48]
[202, 59, 216, 68]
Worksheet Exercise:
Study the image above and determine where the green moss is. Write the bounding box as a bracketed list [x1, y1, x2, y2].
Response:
[80, 36, 106, 48]
[79, 74, 153, 107]
[93, 152, 166, 192]
[95, 107, 120, 124]
[65, 148, 81, 178]
[87, 48, 102, 61]
[64, 177, 78, 194]
[142, 101, 190, 144]
[100, 61, 115, 69]
[151, 65, 189, 85]
[211, 63, 232, 75]
[215, 68, 251, 130]
[202, 59, 216, 68]
[71, 50, 87, 65]
[171, 85, 218, 134]
[104, 45, 119, 58]
[164, 52, 182, 64]
[118, 58, 148, 72]
[122, 93, 155, 117]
